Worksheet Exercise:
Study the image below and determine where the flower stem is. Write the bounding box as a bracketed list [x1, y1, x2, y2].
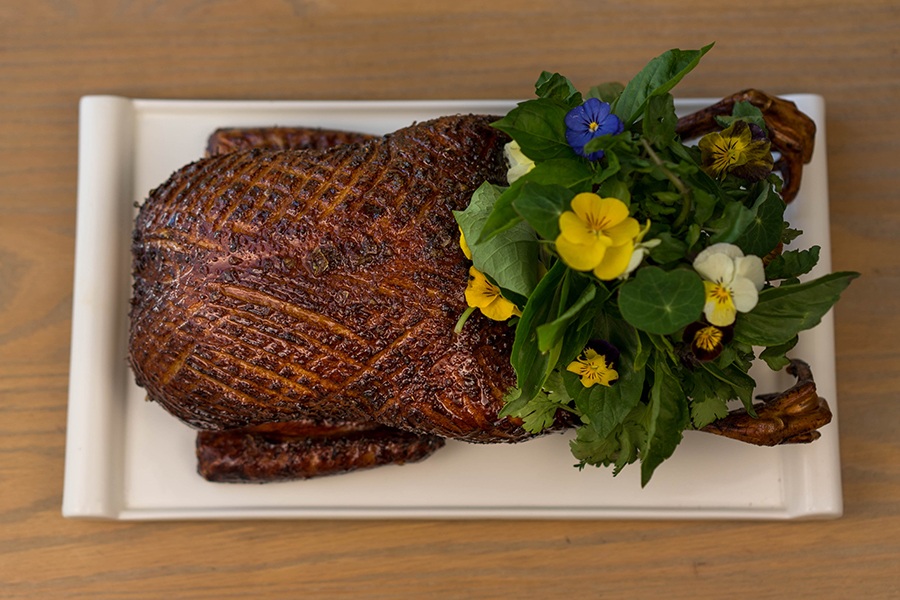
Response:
[640, 137, 693, 229]
[454, 306, 477, 334]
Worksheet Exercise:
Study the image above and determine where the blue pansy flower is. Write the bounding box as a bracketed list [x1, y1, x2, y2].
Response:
[565, 98, 624, 160]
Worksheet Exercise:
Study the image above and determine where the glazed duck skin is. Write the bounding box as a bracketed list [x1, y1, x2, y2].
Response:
[129, 114, 531, 443]
[205, 126, 378, 157]
[196, 419, 446, 483]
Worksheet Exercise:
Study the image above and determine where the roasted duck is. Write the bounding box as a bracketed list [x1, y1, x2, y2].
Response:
[129, 94, 830, 483]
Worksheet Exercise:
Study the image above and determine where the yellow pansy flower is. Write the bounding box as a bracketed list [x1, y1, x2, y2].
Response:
[566, 348, 619, 388]
[555, 193, 640, 280]
[698, 120, 773, 181]
[464, 266, 521, 321]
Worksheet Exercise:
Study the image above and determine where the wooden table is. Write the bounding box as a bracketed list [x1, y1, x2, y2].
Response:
[2, 1, 898, 597]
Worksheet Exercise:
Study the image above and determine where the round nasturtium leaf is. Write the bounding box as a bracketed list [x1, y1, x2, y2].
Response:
[617, 267, 705, 335]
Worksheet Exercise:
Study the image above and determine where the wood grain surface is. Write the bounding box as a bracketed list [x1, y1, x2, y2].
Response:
[1, 1, 898, 598]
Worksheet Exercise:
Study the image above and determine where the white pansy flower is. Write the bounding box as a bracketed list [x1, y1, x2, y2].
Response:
[504, 140, 535, 184]
[692, 242, 765, 326]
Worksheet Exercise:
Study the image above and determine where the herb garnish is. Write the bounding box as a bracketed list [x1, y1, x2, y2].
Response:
[454, 45, 858, 486]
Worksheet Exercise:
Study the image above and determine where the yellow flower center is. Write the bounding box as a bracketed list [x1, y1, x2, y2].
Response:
[585, 213, 613, 236]
[588, 121, 600, 132]
[707, 282, 733, 306]
[698, 120, 773, 180]
[693, 326, 723, 352]
[710, 137, 746, 173]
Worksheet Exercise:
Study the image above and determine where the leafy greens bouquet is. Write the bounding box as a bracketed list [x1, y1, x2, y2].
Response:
[454, 45, 857, 485]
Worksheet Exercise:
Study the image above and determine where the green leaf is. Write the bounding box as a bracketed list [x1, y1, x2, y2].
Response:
[759, 335, 799, 371]
[511, 182, 573, 241]
[534, 71, 583, 106]
[765, 246, 821, 280]
[596, 178, 632, 205]
[734, 271, 860, 346]
[569, 407, 645, 476]
[782, 226, 803, 244]
[642, 93, 678, 148]
[699, 359, 756, 411]
[618, 267, 705, 334]
[715, 100, 768, 134]
[707, 199, 756, 245]
[734, 184, 786, 257]
[684, 365, 741, 427]
[649, 232, 688, 265]
[492, 98, 571, 161]
[454, 182, 540, 297]
[692, 188, 717, 225]
[614, 43, 714, 125]
[586, 81, 625, 103]
[510, 369, 574, 433]
[509, 261, 569, 402]
[536, 281, 597, 353]
[690, 396, 731, 429]
[582, 131, 632, 157]
[478, 158, 593, 242]
[640, 356, 688, 486]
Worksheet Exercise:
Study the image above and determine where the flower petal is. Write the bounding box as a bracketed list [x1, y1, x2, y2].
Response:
[730, 276, 760, 313]
[593, 240, 634, 280]
[694, 242, 745, 265]
[558, 210, 596, 245]
[694, 251, 736, 285]
[564, 104, 589, 129]
[556, 234, 607, 271]
[703, 281, 737, 326]
[465, 267, 499, 309]
[623, 246, 648, 277]
[459, 228, 472, 259]
[504, 141, 535, 184]
[593, 196, 631, 228]
[604, 216, 641, 246]
[704, 297, 737, 327]
[735, 254, 765, 290]
[480, 296, 520, 321]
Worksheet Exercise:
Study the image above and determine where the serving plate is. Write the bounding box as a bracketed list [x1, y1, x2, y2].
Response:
[63, 95, 841, 520]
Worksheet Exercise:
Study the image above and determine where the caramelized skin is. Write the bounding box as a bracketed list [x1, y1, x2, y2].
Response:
[129, 114, 528, 443]
[196, 420, 445, 482]
[206, 126, 377, 156]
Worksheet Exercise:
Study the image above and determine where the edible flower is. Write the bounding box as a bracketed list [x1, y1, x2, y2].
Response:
[698, 120, 774, 181]
[555, 193, 640, 280]
[564, 98, 624, 161]
[566, 340, 620, 388]
[465, 266, 521, 321]
[683, 321, 734, 361]
[504, 140, 536, 184]
[621, 219, 661, 279]
[459, 227, 472, 259]
[692, 243, 765, 327]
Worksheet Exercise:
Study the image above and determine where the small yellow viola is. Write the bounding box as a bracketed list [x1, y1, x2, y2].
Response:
[555, 193, 640, 280]
[465, 266, 521, 321]
[566, 348, 619, 388]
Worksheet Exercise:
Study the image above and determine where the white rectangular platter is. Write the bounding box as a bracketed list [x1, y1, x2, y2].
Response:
[63, 95, 841, 520]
